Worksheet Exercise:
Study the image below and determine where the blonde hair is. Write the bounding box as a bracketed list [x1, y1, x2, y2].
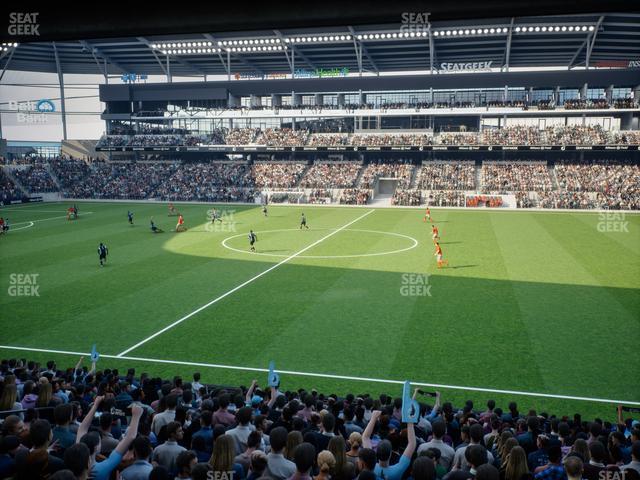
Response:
[209, 434, 236, 472]
[0, 384, 18, 410]
[317, 450, 336, 475]
[504, 446, 529, 480]
[571, 439, 590, 463]
[348, 432, 362, 449]
[36, 382, 52, 408]
[285, 431, 303, 461]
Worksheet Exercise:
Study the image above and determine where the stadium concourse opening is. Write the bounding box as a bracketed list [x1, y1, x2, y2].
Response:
[0, 4, 639, 480]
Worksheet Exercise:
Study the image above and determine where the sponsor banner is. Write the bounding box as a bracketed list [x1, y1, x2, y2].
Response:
[96, 145, 639, 153]
[594, 60, 640, 68]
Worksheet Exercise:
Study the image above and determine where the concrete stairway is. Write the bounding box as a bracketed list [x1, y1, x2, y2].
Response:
[369, 193, 393, 206]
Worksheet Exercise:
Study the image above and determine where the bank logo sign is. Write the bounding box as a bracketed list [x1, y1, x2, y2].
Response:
[8, 98, 55, 123]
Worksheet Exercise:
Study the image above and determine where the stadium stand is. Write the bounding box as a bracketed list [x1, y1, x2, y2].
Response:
[2, 356, 637, 480]
[93, 126, 640, 149]
[3, 155, 639, 210]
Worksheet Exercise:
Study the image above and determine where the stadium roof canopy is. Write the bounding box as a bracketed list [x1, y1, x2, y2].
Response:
[1, 12, 638, 77]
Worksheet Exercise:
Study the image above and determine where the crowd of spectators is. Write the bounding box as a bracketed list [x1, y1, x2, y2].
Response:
[155, 163, 254, 202]
[95, 126, 640, 149]
[300, 164, 362, 189]
[349, 134, 433, 147]
[226, 129, 259, 146]
[251, 163, 307, 189]
[466, 195, 504, 208]
[417, 163, 476, 191]
[359, 163, 414, 189]
[437, 134, 479, 146]
[2, 356, 639, 480]
[0, 170, 22, 204]
[536, 191, 596, 209]
[256, 129, 309, 147]
[564, 99, 610, 110]
[4, 156, 639, 210]
[425, 190, 466, 207]
[481, 163, 554, 193]
[93, 162, 178, 200]
[534, 100, 555, 110]
[307, 134, 351, 147]
[515, 192, 536, 209]
[614, 98, 637, 109]
[12, 165, 58, 193]
[307, 190, 333, 204]
[391, 189, 422, 206]
[339, 188, 370, 205]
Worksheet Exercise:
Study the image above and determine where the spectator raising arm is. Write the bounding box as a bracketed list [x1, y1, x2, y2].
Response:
[267, 386, 279, 409]
[91, 405, 144, 480]
[114, 405, 143, 455]
[402, 422, 417, 459]
[246, 380, 258, 405]
[76, 395, 104, 442]
[363, 410, 382, 449]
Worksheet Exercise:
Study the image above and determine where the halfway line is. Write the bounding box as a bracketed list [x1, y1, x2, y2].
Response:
[116, 209, 375, 357]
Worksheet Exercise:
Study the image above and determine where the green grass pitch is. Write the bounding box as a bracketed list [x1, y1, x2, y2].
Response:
[1, 201, 638, 420]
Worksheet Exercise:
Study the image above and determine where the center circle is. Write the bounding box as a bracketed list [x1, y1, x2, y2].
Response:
[221, 228, 419, 259]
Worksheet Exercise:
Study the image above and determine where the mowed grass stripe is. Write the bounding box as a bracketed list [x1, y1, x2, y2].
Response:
[489, 213, 640, 400]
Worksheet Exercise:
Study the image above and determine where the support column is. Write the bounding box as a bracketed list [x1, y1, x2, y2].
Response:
[52, 42, 68, 141]
[605, 85, 613, 104]
[250, 94, 262, 108]
[632, 85, 640, 105]
[228, 93, 241, 108]
[580, 83, 588, 100]
[314, 93, 324, 106]
[337, 93, 345, 107]
[271, 94, 282, 107]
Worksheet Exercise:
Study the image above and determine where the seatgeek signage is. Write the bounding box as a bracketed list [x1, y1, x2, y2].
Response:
[439, 61, 493, 72]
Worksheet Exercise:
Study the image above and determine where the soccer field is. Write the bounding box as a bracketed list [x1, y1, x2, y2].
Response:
[1, 201, 638, 419]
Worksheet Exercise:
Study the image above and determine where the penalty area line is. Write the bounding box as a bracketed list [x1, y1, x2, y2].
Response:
[0, 344, 637, 406]
[115, 209, 375, 357]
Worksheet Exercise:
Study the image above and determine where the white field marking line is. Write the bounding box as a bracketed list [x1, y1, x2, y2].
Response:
[0, 209, 73, 213]
[12, 212, 94, 225]
[0, 344, 638, 406]
[222, 228, 419, 259]
[8, 222, 35, 232]
[116, 209, 375, 357]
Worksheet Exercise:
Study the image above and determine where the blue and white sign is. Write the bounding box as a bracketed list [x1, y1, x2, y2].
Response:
[35, 99, 55, 113]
